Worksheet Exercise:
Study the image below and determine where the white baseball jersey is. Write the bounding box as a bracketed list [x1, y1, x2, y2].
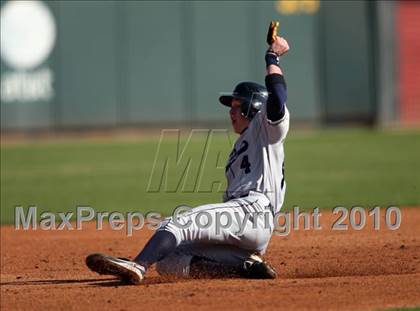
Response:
[157, 104, 290, 277]
[223, 105, 290, 213]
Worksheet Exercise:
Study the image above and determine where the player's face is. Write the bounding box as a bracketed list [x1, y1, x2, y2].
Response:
[230, 99, 250, 134]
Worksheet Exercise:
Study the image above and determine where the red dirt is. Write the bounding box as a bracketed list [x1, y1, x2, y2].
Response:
[1, 208, 420, 310]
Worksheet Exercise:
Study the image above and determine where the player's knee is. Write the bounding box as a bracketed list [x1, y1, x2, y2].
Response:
[156, 218, 183, 245]
[239, 229, 272, 253]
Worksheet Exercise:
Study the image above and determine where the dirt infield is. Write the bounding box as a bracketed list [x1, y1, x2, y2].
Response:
[1, 208, 420, 310]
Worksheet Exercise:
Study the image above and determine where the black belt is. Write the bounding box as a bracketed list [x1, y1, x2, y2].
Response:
[230, 192, 275, 216]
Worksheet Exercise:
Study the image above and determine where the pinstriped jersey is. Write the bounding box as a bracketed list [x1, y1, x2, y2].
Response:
[223, 105, 290, 213]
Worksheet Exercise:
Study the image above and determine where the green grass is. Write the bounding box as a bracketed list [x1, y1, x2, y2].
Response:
[1, 128, 420, 224]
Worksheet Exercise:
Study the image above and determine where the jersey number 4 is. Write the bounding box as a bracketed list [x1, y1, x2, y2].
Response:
[240, 155, 251, 174]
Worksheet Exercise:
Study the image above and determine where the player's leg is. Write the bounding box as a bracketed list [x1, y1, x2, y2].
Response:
[152, 192, 276, 278]
[86, 192, 273, 283]
[155, 243, 250, 278]
[134, 230, 178, 269]
[155, 192, 274, 253]
[135, 191, 273, 269]
[190, 254, 277, 279]
[155, 243, 277, 279]
[85, 230, 178, 284]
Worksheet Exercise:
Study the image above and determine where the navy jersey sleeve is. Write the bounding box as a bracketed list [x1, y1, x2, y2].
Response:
[265, 74, 287, 123]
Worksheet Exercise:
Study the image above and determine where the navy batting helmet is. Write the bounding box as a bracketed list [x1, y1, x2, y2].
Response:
[219, 82, 268, 119]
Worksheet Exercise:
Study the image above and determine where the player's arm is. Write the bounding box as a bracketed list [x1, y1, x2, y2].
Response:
[264, 36, 289, 123]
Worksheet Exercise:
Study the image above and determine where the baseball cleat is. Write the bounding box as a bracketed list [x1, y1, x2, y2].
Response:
[86, 253, 145, 285]
[241, 254, 277, 279]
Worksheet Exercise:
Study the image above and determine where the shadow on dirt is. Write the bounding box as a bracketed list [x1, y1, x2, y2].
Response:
[0, 276, 178, 287]
[89, 276, 175, 287]
[0, 277, 115, 286]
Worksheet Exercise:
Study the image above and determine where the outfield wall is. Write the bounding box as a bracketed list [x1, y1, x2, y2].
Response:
[0, 0, 409, 130]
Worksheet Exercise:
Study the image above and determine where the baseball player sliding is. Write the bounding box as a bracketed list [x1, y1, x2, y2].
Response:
[86, 22, 290, 284]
